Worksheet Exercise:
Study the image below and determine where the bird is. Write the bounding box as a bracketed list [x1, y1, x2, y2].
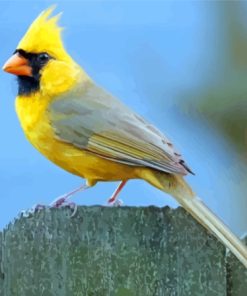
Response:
[2, 7, 247, 268]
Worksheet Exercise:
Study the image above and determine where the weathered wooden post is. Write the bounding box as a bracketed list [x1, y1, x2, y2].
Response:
[0, 206, 245, 295]
[227, 237, 247, 296]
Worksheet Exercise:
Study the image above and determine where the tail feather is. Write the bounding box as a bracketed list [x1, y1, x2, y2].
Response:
[177, 194, 247, 268]
[142, 169, 247, 268]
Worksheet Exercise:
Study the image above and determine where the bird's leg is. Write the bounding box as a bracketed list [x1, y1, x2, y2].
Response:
[108, 181, 127, 206]
[21, 183, 90, 218]
[50, 183, 90, 208]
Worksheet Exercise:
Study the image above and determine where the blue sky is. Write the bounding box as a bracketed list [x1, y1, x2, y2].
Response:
[0, 0, 246, 235]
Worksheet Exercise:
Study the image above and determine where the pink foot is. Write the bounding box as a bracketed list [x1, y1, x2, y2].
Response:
[51, 197, 67, 208]
[107, 181, 127, 206]
[109, 199, 124, 207]
[21, 184, 89, 218]
[108, 196, 116, 204]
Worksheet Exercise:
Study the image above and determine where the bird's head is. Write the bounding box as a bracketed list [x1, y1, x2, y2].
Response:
[2, 6, 86, 97]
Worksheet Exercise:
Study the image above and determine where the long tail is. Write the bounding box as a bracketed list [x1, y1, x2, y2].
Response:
[141, 169, 247, 268]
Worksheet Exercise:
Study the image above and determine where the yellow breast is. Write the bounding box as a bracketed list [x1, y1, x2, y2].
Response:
[15, 94, 138, 183]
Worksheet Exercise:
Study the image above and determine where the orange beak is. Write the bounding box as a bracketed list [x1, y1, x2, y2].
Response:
[2, 53, 32, 77]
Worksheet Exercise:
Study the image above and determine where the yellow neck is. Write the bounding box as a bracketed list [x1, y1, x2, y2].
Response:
[15, 64, 89, 133]
[15, 93, 49, 133]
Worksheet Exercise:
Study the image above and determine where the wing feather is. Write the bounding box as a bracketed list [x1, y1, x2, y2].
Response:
[49, 82, 192, 175]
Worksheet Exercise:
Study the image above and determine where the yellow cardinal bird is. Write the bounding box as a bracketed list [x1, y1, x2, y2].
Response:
[3, 7, 247, 267]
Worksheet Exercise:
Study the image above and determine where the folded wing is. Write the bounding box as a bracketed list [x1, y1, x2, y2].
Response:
[49, 82, 192, 175]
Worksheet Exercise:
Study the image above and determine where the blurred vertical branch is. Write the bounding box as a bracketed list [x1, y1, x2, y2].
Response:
[193, 2, 247, 157]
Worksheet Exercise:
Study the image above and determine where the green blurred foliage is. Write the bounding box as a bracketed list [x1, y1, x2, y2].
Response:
[195, 2, 247, 156]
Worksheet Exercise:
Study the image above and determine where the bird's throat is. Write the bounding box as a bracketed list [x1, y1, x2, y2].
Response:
[17, 75, 40, 96]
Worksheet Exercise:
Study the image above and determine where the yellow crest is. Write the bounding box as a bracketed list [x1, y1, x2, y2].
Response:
[17, 6, 71, 61]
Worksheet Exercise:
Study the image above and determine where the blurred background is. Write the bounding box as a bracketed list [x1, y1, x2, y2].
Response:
[0, 0, 246, 235]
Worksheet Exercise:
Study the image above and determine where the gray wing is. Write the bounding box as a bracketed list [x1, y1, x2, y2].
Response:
[49, 81, 192, 175]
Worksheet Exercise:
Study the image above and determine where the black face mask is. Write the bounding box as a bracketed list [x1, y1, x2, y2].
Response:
[15, 49, 52, 96]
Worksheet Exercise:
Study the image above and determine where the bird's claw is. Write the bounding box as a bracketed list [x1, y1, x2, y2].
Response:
[108, 199, 124, 207]
[50, 197, 67, 208]
[20, 204, 47, 218]
[20, 200, 78, 218]
[50, 197, 78, 217]
[68, 202, 78, 217]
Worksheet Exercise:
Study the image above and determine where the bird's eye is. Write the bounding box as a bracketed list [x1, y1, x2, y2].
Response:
[37, 53, 50, 63]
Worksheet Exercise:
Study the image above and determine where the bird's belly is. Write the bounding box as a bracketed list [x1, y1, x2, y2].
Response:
[16, 96, 139, 182]
[21, 112, 137, 182]
[37, 137, 137, 182]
